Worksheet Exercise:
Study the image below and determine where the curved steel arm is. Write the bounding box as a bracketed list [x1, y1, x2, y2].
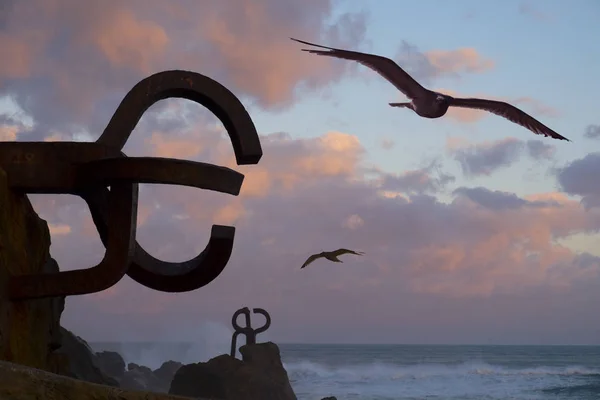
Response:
[8, 182, 137, 300]
[126, 224, 235, 292]
[96, 70, 263, 165]
[79, 155, 243, 292]
[251, 308, 271, 334]
[76, 157, 244, 195]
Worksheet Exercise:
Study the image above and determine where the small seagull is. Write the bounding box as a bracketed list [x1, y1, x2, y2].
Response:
[291, 38, 570, 141]
[300, 248, 365, 269]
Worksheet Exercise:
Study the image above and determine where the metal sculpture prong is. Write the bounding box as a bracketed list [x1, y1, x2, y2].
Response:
[0, 69, 263, 300]
[230, 307, 272, 359]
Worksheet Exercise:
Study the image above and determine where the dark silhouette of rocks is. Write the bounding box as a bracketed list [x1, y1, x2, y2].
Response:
[96, 350, 126, 380]
[54, 327, 118, 387]
[169, 341, 296, 400]
[0, 170, 66, 374]
[121, 362, 165, 392]
[0, 360, 206, 400]
[154, 360, 184, 385]
[321, 397, 338, 400]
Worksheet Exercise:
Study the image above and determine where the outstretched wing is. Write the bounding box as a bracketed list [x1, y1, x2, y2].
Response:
[332, 248, 365, 257]
[291, 38, 427, 100]
[300, 253, 324, 269]
[449, 97, 570, 141]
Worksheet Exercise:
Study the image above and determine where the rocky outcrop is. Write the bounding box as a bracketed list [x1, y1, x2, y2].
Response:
[84, 349, 182, 393]
[0, 360, 209, 400]
[121, 362, 164, 392]
[54, 327, 118, 387]
[154, 360, 183, 385]
[96, 350, 126, 380]
[169, 342, 296, 400]
[0, 168, 65, 373]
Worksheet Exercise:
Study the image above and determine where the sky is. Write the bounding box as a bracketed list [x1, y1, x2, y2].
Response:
[1, 0, 600, 348]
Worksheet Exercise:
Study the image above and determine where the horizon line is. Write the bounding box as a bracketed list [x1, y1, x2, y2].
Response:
[87, 341, 600, 347]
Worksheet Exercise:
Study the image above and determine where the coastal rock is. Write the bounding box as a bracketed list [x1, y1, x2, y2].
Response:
[154, 360, 184, 386]
[0, 168, 65, 373]
[169, 341, 296, 400]
[54, 326, 118, 387]
[96, 350, 126, 380]
[121, 362, 164, 392]
[321, 397, 337, 400]
[0, 359, 205, 400]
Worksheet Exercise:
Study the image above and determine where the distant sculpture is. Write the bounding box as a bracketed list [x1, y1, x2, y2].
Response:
[300, 248, 365, 269]
[291, 38, 570, 141]
[230, 307, 271, 359]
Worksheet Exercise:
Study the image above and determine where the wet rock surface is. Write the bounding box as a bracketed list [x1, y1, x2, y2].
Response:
[54, 327, 119, 387]
[169, 341, 296, 400]
[96, 350, 126, 380]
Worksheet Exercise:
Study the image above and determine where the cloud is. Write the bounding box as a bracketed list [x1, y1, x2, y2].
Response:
[48, 223, 72, 236]
[584, 124, 600, 140]
[22, 119, 599, 341]
[3, 1, 600, 345]
[343, 214, 364, 230]
[394, 42, 494, 85]
[453, 187, 560, 211]
[380, 138, 395, 150]
[19, 125, 600, 344]
[556, 152, 600, 210]
[448, 137, 555, 178]
[0, 0, 368, 141]
[378, 160, 455, 194]
[518, 1, 553, 22]
[526, 139, 556, 160]
[449, 137, 523, 177]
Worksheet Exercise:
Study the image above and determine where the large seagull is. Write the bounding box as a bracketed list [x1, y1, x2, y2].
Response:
[291, 38, 570, 141]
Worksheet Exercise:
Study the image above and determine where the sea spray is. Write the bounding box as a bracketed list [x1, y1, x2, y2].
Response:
[91, 320, 233, 369]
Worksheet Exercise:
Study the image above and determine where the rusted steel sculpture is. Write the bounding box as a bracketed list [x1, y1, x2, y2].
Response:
[0, 70, 263, 300]
[230, 306, 271, 358]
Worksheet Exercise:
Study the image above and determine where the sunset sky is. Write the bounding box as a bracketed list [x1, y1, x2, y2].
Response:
[1, 0, 600, 347]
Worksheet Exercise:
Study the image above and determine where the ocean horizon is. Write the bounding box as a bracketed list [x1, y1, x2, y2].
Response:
[90, 342, 600, 400]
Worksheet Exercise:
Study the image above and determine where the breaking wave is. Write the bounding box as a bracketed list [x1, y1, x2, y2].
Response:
[285, 360, 600, 400]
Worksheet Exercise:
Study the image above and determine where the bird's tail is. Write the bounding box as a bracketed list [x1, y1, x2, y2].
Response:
[389, 102, 411, 108]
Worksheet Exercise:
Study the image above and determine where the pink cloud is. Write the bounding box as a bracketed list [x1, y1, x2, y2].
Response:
[425, 48, 494, 75]
[23, 122, 599, 342]
[0, 0, 367, 137]
[393, 41, 494, 85]
[2, 1, 599, 345]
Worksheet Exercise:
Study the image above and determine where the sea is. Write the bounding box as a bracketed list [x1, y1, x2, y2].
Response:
[90, 342, 600, 400]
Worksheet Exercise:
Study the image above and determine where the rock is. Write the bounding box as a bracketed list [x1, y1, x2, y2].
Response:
[169, 341, 296, 400]
[154, 360, 183, 387]
[121, 362, 164, 392]
[128, 362, 153, 374]
[54, 326, 118, 387]
[321, 397, 337, 400]
[129, 362, 142, 371]
[96, 350, 126, 380]
[0, 359, 207, 400]
[0, 168, 66, 373]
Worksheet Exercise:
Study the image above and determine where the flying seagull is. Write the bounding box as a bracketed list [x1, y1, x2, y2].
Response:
[291, 38, 570, 141]
[300, 248, 365, 269]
